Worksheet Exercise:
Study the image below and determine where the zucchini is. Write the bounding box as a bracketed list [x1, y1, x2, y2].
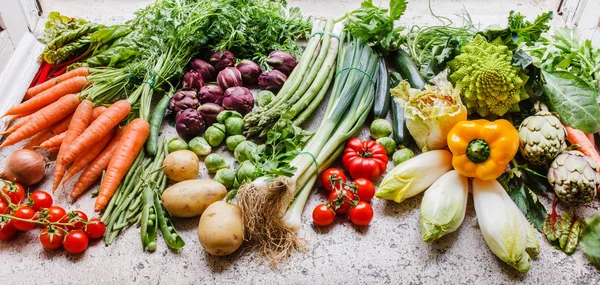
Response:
[392, 49, 426, 90]
[372, 56, 390, 119]
[389, 72, 413, 146]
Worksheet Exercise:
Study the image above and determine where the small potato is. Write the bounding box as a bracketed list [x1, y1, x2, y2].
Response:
[198, 201, 244, 256]
[163, 150, 199, 182]
[162, 179, 226, 217]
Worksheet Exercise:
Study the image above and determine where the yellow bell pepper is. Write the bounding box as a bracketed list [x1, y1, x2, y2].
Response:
[447, 119, 519, 181]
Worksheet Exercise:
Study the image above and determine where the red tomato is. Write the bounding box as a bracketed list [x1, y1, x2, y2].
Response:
[85, 218, 106, 240]
[63, 230, 89, 254]
[342, 138, 388, 181]
[353, 178, 375, 202]
[1, 181, 25, 204]
[45, 206, 67, 223]
[39, 227, 65, 250]
[328, 188, 355, 214]
[0, 200, 9, 214]
[312, 203, 336, 227]
[0, 218, 17, 240]
[30, 191, 53, 211]
[12, 206, 37, 231]
[321, 168, 347, 192]
[64, 210, 88, 231]
[349, 202, 374, 226]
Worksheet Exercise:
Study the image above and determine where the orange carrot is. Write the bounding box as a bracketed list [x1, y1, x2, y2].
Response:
[92, 106, 107, 119]
[4, 76, 88, 116]
[24, 67, 89, 100]
[2, 114, 32, 135]
[37, 131, 66, 149]
[24, 114, 73, 149]
[47, 147, 60, 153]
[62, 128, 115, 183]
[564, 124, 600, 170]
[0, 94, 80, 148]
[95, 118, 149, 211]
[52, 100, 93, 192]
[61, 100, 131, 168]
[71, 128, 124, 199]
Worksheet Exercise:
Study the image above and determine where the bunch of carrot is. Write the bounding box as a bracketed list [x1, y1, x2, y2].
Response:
[1, 67, 150, 212]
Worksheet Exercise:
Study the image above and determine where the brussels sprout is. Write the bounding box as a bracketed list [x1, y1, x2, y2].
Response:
[214, 168, 235, 189]
[188, 137, 212, 156]
[376, 137, 396, 155]
[256, 90, 275, 107]
[234, 140, 257, 163]
[205, 153, 230, 173]
[370, 119, 393, 139]
[225, 117, 244, 136]
[393, 148, 415, 165]
[204, 123, 226, 147]
[226, 135, 246, 151]
[167, 137, 189, 153]
[236, 160, 259, 184]
[217, 110, 243, 123]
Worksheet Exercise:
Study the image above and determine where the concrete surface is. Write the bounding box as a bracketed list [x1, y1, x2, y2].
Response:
[2, 0, 600, 284]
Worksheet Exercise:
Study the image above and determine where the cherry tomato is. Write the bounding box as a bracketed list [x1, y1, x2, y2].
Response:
[30, 191, 53, 211]
[328, 188, 355, 214]
[353, 178, 375, 202]
[321, 168, 347, 192]
[12, 206, 37, 231]
[85, 218, 106, 240]
[63, 230, 89, 254]
[1, 181, 25, 204]
[39, 226, 65, 250]
[312, 203, 336, 227]
[0, 218, 17, 240]
[64, 210, 88, 231]
[45, 206, 67, 223]
[349, 202, 374, 226]
[0, 200, 9, 214]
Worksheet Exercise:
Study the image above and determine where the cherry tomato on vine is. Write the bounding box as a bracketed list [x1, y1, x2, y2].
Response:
[39, 226, 65, 250]
[349, 202, 374, 226]
[30, 191, 53, 211]
[12, 206, 37, 231]
[1, 181, 25, 204]
[321, 168, 347, 192]
[85, 218, 106, 240]
[328, 188, 355, 214]
[45, 206, 67, 223]
[64, 210, 88, 231]
[353, 178, 375, 202]
[312, 203, 336, 227]
[0, 200, 9, 214]
[0, 218, 17, 240]
[63, 230, 89, 254]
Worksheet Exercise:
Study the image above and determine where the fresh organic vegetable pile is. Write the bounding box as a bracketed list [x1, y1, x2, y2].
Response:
[1, 0, 600, 275]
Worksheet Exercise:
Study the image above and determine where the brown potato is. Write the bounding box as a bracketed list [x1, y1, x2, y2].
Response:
[198, 201, 244, 256]
[162, 150, 199, 182]
[161, 179, 226, 217]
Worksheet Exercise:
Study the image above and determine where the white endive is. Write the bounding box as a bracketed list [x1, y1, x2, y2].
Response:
[472, 178, 539, 273]
[420, 170, 468, 242]
[375, 150, 453, 203]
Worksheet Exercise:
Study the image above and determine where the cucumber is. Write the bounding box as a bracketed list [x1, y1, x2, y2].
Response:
[392, 49, 426, 90]
[389, 72, 413, 146]
[372, 56, 390, 119]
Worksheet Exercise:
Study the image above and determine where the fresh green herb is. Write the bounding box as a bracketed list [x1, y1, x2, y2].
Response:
[480, 10, 553, 49]
[543, 200, 582, 255]
[581, 212, 600, 266]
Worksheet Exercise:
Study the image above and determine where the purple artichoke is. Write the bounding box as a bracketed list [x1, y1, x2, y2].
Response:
[181, 70, 205, 91]
[258, 70, 287, 92]
[170, 89, 200, 114]
[198, 103, 224, 126]
[223, 87, 255, 115]
[198, 84, 224, 105]
[209, 50, 236, 71]
[175, 108, 206, 139]
[188, 59, 216, 81]
[236, 60, 261, 85]
[266, 50, 297, 75]
[217, 67, 243, 90]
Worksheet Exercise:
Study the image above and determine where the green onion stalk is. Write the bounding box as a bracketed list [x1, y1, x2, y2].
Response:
[236, 35, 379, 262]
[244, 18, 343, 137]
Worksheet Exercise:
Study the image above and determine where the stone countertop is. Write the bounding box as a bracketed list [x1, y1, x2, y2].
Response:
[2, 0, 599, 284]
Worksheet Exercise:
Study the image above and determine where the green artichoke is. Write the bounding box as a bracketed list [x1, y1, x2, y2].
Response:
[518, 105, 566, 165]
[548, 150, 600, 205]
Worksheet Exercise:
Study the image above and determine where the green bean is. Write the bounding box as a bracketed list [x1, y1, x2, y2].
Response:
[145, 93, 171, 156]
[154, 191, 185, 250]
[140, 187, 158, 251]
